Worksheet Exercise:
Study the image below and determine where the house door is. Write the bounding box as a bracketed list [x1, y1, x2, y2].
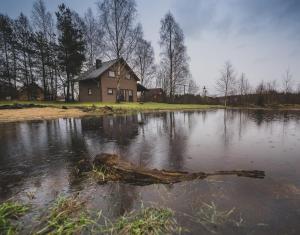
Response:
[120, 89, 126, 101]
[128, 90, 133, 102]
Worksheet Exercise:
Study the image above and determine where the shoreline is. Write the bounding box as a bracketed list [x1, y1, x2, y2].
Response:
[0, 102, 300, 123]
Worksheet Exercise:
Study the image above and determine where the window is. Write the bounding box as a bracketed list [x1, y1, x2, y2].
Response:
[126, 74, 131, 80]
[128, 90, 133, 96]
[88, 88, 92, 95]
[108, 71, 115, 77]
[107, 88, 113, 95]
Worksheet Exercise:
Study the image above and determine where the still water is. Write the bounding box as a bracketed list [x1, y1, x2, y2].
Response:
[0, 109, 300, 234]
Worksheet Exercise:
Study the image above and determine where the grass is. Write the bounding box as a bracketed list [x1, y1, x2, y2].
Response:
[0, 202, 29, 235]
[36, 196, 95, 235]
[0, 100, 221, 111]
[101, 206, 180, 235]
[91, 165, 120, 183]
[0, 195, 181, 234]
[35, 195, 180, 235]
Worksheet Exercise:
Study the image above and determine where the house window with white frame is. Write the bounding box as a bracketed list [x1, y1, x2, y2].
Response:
[107, 88, 113, 95]
[88, 88, 92, 95]
[108, 71, 115, 77]
[126, 74, 131, 80]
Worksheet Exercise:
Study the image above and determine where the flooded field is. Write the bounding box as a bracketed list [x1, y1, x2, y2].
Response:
[1, 109, 300, 234]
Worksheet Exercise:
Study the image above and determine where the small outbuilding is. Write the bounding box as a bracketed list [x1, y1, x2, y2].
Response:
[18, 83, 44, 101]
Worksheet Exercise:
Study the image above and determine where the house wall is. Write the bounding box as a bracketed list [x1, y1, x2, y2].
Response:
[101, 76, 137, 102]
[79, 79, 101, 102]
[79, 62, 138, 102]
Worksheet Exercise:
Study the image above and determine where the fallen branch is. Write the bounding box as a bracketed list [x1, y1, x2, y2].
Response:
[80, 153, 265, 186]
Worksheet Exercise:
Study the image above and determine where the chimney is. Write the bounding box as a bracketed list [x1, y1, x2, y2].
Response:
[96, 59, 102, 69]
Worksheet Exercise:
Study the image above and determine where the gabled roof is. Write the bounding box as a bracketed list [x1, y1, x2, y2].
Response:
[79, 58, 139, 81]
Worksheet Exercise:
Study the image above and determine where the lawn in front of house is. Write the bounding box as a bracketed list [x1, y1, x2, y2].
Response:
[0, 100, 221, 111]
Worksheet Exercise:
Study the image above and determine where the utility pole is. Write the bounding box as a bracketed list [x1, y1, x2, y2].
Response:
[183, 84, 187, 95]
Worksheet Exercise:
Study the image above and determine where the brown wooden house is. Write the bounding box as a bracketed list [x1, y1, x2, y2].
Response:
[79, 58, 139, 102]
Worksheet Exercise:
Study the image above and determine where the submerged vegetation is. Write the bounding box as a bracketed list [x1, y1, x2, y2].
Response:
[0, 202, 29, 235]
[194, 202, 243, 233]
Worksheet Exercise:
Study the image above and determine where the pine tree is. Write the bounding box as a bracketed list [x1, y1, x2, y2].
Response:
[56, 4, 85, 101]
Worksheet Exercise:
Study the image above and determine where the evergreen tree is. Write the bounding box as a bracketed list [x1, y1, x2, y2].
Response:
[56, 4, 85, 101]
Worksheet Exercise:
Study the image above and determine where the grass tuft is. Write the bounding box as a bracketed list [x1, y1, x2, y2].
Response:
[0, 201, 29, 235]
[102, 207, 180, 235]
[195, 201, 241, 233]
[91, 165, 120, 183]
[36, 196, 95, 234]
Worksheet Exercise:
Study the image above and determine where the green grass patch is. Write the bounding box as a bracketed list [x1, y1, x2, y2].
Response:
[36, 196, 95, 235]
[0, 100, 221, 111]
[0, 202, 29, 235]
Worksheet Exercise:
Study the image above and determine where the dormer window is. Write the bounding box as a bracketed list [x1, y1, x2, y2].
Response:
[108, 71, 115, 77]
[126, 74, 131, 80]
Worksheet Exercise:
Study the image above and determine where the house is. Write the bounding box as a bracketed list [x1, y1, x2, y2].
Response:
[79, 58, 139, 102]
[0, 81, 17, 100]
[18, 82, 44, 101]
[137, 83, 149, 102]
[144, 88, 166, 102]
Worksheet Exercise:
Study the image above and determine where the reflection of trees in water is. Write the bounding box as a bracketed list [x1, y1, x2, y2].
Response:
[81, 115, 139, 147]
[165, 112, 187, 170]
[104, 183, 139, 218]
[0, 118, 92, 201]
[222, 110, 236, 148]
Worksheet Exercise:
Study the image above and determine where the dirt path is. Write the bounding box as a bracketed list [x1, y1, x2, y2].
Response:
[0, 107, 90, 123]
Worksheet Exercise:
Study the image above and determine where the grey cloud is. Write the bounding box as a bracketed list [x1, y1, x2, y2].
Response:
[172, 0, 300, 39]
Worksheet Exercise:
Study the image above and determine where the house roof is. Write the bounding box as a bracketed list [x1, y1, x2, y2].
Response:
[137, 83, 149, 92]
[79, 58, 139, 81]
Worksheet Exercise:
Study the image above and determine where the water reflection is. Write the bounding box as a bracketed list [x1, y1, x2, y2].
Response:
[1, 110, 300, 234]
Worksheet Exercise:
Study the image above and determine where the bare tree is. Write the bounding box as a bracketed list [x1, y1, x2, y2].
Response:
[159, 12, 190, 101]
[97, 0, 142, 102]
[216, 61, 236, 107]
[188, 79, 199, 95]
[132, 37, 156, 87]
[282, 69, 293, 94]
[237, 73, 251, 105]
[31, 0, 55, 100]
[14, 13, 36, 99]
[83, 8, 103, 68]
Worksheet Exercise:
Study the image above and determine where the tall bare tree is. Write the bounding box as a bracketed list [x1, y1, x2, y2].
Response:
[97, 0, 141, 102]
[32, 0, 55, 100]
[159, 12, 190, 101]
[0, 15, 14, 89]
[14, 13, 36, 99]
[188, 79, 199, 95]
[282, 69, 293, 94]
[83, 8, 103, 68]
[237, 73, 251, 105]
[132, 37, 156, 87]
[216, 61, 236, 107]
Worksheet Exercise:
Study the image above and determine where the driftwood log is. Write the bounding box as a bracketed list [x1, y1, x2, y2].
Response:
[88, 153, 265, 186]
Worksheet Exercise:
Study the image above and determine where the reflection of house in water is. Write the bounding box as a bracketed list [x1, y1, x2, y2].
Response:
[81, 115, 140, 146]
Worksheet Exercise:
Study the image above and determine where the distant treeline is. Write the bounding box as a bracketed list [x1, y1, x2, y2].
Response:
[0, 0, 198, 102]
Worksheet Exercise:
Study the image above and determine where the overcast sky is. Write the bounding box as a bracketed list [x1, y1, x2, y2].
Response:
[1, 0, 300, 94]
